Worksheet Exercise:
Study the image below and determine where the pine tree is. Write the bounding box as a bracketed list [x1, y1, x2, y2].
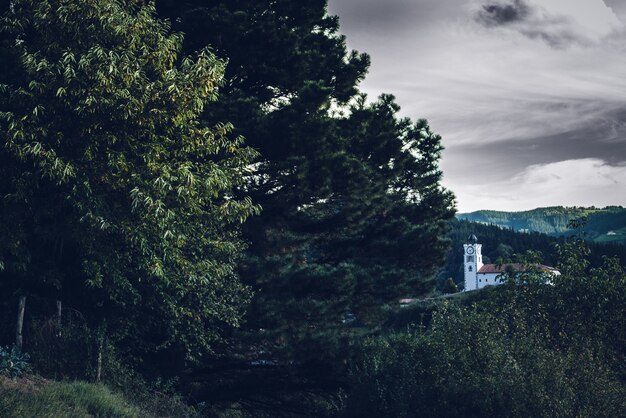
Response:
[155, 0, 455, 408]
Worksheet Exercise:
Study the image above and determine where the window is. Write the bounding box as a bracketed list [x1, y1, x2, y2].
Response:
[466, 256, 474, 262]
[468, 266, 473, 272]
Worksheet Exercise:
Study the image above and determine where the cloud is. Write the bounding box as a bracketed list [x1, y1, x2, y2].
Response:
[476, 0, 531, 26]
[390, 36, 626, 145]
[474, 0, 591, 48]
[441, 107, 626, 193]
[603, 0, 626, 22]
[454, 159, 626, 212]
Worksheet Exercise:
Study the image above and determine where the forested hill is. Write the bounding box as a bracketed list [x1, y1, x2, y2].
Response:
[457, 206, 626, 245]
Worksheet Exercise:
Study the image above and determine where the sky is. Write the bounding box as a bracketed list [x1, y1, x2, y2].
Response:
[327, 0, 626, 213]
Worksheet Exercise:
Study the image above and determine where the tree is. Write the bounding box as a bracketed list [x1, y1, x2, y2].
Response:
[154, 0, 455, 409]
[442, 278, 458, 294]
[0, 0, 257, 363]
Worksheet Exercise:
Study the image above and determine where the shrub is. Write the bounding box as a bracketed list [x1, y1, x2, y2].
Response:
[343, 303, 626, 418]
[0, 346, 31, 378]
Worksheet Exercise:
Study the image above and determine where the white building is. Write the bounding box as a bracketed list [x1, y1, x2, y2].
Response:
[463, 235, 559, 292]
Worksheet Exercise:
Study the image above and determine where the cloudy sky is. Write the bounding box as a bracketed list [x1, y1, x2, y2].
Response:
[328, 0, 626, 212]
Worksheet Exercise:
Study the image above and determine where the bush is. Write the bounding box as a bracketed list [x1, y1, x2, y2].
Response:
[343, 303, 626, 418]
[0, 346, 31, 378]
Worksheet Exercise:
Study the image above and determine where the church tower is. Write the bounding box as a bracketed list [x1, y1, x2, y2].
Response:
[463, 235, 483, 291]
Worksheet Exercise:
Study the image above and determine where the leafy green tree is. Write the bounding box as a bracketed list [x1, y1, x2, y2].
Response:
[0, 0, 257, 362]
[551, 239, 626, 374]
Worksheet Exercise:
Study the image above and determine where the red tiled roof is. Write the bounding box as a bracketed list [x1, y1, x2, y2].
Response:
[478, 264, 557, 274]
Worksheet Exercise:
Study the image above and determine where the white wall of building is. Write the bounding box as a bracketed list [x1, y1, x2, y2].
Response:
[476, 273, 500, 290]
[462, 239, 560, 291]
[463, 242, 483, 291]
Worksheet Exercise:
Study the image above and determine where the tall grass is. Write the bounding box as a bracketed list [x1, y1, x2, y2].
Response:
[0, 379, 142, 418]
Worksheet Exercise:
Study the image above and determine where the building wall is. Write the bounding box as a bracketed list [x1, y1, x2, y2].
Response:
[463, 240, 560, 292]
[476, 273, 500, 289]
[463, 243, 483, 291]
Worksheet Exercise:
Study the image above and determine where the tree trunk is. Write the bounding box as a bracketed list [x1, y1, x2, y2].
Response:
[96, 335, 103, 382]
[15, 295, 26, 352]
[56, 300, 62, 337]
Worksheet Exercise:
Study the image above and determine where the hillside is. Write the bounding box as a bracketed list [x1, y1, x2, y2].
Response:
[457, 206, 626, 245]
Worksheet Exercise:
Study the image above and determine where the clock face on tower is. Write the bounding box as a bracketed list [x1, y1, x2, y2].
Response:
[466, 247, 475, 255]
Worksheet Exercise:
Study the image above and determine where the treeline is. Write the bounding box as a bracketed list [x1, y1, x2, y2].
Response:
[458, 206, 626, 245]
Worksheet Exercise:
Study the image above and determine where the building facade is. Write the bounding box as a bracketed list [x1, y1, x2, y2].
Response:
[463, 235, 559, 292]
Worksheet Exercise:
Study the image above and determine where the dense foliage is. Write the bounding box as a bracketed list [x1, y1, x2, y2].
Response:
[0, 0, 257, 364]
[344, 240, 626, 417]
[0, 346, 30, 378]
[154, 0, 455, 408]
[0, 0, 455, 413]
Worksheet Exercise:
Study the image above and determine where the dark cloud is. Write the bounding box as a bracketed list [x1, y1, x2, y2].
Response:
[476, 0, 531, 27]
[604, 0, 626, 21]
[474, 0, 588, 48]
[519, 28, 585, 49]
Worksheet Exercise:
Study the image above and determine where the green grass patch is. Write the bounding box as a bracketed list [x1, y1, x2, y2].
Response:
[0, 378, 143, 418]
[593, 226, 626, 244]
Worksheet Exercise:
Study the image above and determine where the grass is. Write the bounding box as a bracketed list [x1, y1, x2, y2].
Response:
[0, 377, 143, 418]
[593, 226, 626, 244]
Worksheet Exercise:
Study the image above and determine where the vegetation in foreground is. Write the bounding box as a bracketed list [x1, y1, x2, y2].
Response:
[0, 378, 142, 418]
[344, 240, 626, 417]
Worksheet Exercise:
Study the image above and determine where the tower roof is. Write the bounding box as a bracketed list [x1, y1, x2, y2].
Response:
[468, 234, 478, 244]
